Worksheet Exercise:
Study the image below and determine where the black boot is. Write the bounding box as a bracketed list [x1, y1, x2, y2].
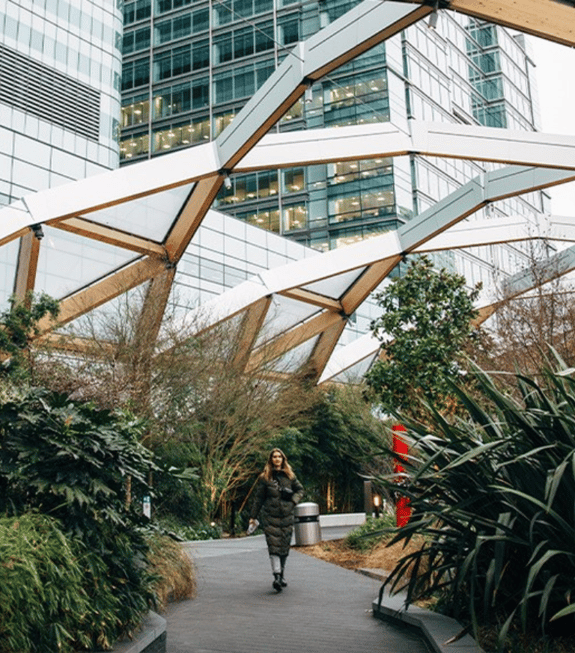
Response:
[279, 571, 287, 588]
[273, 573, 283, 592]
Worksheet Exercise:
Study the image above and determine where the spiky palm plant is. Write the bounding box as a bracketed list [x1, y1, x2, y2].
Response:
[378, 361, 575, 649]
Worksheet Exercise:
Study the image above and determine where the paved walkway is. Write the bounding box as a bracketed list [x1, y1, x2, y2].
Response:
[164, 531, 431, 653]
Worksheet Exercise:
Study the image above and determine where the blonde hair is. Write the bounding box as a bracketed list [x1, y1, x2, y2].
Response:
[262, 448, 295, 481]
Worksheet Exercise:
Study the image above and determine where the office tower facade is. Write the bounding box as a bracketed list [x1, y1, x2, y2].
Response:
[119, 1, 546, 283]
[0, 0, 123, 207]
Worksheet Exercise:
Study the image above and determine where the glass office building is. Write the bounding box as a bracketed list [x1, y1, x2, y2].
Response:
[119, 1, 548, 282]
[0, 0, 123, 207]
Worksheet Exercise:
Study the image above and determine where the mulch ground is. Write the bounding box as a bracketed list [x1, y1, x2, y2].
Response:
[297, 537, 419, 574]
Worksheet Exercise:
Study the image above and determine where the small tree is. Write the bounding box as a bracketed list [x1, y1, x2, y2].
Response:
[31, 291, 318, 524]
[365, 256, 481, 420]
[473, 269, 575, 381]
[0, 292, 59, 377]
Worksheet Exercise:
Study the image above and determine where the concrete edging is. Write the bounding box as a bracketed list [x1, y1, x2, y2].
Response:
[370, 585, 485, 653]
[355, 568, 484, 653]
[110, 611, 166, 653]
[319, 512, 366, 527]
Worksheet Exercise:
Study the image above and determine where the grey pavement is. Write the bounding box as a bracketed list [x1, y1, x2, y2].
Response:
[164, 530, 431, 653]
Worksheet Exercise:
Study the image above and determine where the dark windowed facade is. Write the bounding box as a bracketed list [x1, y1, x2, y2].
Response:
[120, 1, 544, 270]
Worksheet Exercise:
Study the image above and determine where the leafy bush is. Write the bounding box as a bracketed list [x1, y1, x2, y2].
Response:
[344, 515, 395, 551]
[379, 364, 575, 648]
[0, 513, 93, 653]
[0, 388, 158, 648]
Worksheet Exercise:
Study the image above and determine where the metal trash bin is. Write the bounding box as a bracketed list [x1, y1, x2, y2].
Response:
[293, 502, 321, 546]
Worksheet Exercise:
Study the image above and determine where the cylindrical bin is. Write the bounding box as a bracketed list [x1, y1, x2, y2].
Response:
[293, 502, 321, 546]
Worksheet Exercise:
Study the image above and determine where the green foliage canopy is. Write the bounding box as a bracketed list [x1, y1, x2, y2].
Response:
[365, 256, 481, 418]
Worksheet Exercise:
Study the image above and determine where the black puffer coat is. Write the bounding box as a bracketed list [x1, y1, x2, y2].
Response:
[250, 470, 304, 556]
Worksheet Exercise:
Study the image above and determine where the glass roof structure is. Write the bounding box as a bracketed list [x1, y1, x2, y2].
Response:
[2, 0, 575, 385]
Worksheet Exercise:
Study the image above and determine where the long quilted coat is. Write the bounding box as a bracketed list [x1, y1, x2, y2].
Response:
[250, 470, 304, 556]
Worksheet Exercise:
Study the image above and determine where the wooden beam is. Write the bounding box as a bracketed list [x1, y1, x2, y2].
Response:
[1, 227, 30, 249]
[231, 296, 272, 370]
[280, 287, 343, 311]
[341, 256, 401, 315]
[473, 304, 499, 325]
[37, 332, 118, 357]
[245, 310, 343, 372]
[37, 257, 165, 335]
[305, 319, 348, 381]
[56, 218, 166, 257]
[127, 267, 177, 404]
[13, 231, 40, 302]
[164, 175, 223, 263]
[134, 267, 177, 349]
[450, 0, 575, 47]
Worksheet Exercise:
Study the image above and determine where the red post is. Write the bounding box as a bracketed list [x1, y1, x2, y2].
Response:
[392, 424, 411, 527]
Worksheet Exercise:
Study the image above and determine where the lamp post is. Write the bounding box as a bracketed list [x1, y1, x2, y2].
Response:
[373, 494, 381, 519]
[363, 480, 373, 518]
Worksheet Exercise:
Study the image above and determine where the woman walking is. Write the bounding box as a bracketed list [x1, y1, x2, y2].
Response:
[248, 448, 304, 592]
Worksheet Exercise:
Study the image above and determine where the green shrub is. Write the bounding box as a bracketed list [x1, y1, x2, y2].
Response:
[0, 388, 158, 648]
[344, 514, 395, 551]
[0, 513, 92, 653]
[379, 363, 575, 648]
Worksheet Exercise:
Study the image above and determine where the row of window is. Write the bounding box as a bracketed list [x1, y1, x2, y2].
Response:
[122, 71, 386, 127]
[214, 21, 272, 63]
[227, 203, 306, 233]
[124, 0, 151, 26]
[216, 169, 305, 205]
[123, 26, 151, 55]
[304, 222, 393, 252]
[122, 83, 303, 129]
[123, 15, 300, 74]
[121, 106, 247, 156]
[154, 41, 210, 81]
[155, 9, 209, 45]
[213, 59, 275, 103]
[154, 79, 210, 118]
[327, 159, 393, 186]
[123, 0, 299, 26]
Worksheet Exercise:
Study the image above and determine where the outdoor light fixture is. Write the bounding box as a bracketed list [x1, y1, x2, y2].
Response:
[223, 172, 232, 189]
[31, 223, 44, 240]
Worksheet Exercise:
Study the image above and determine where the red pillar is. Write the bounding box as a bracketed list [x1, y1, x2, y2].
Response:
[392, 424, 411, 527]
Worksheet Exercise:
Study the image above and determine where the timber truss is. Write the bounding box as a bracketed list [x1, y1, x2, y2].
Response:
[1, 0, 575, 384]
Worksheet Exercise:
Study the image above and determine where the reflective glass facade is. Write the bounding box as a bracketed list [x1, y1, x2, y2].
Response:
[0, 0, 123, 206]
[119, 1, 547, 280]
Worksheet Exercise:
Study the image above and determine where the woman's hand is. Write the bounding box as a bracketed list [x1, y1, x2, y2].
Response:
[281, 487, 294, 501]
